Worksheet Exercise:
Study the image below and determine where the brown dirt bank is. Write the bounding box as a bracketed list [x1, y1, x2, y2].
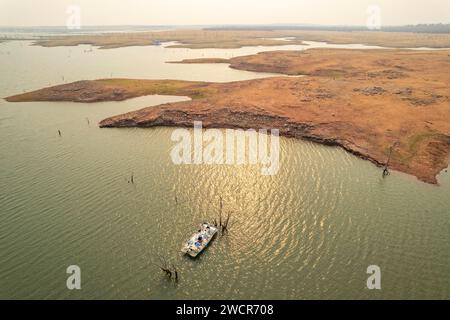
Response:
[5, 49, 450, 184]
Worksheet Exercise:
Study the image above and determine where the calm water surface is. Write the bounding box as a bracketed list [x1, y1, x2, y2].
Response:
[0, 40, 449, 299]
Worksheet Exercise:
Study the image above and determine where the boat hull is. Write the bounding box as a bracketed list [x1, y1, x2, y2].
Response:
[181, 223, 218, 257]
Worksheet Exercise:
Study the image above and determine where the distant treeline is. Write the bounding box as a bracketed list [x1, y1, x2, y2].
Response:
[206, 24, 450, 34]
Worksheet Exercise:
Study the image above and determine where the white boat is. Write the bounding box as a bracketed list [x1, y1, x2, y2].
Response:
[181, 223, 218, 257]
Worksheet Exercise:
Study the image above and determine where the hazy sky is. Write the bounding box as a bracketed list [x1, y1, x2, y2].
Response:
[0, 0, 449, 27]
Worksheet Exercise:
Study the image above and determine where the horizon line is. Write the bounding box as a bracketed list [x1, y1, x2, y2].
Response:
[1, 22, 450, 29]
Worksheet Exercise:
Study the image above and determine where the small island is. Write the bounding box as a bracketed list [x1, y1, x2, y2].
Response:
[5, 48, 450, 184]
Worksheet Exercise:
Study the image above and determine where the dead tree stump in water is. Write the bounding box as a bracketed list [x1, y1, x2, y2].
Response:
[382, 145, 396, 178]
[156, 255, 179, 282]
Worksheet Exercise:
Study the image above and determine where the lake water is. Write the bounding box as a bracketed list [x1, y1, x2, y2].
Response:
[0, 40, 449, 299]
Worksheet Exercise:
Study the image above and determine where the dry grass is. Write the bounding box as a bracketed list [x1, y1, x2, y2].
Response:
[5, 78, 216, 102]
